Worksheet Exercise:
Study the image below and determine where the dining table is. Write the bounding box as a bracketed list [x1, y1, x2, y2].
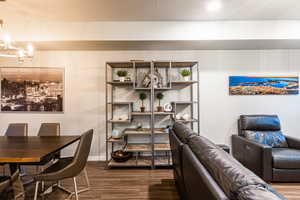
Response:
[0, 135, 81, 197]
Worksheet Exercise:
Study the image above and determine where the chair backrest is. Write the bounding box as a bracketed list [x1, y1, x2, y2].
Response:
[5, 123, 28, 136]
[38, 123, 60, 136]
[71, 129, 93, 174]
[238, 115, 281, 137]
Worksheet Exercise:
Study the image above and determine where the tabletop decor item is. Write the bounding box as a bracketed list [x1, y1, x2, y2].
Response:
[163, 103, 172, 112]
[142, 69, 163, 88]
[116, 70, 128, 82]
[111, 150, 133, 162]
[156, 92, 164, 112]
[0, 67, 64, 112]
[139, 92, 147, 112]
[229, 76, 299, 95]
[180, 69, 192, 81]
[112, 129, 123, 139]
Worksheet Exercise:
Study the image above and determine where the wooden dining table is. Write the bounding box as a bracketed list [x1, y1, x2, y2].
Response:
[0, 136, 81, 164]
[0, 135, 81, 197]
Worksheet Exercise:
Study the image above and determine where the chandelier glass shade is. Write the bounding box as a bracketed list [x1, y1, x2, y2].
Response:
[0, 19, 34, 62]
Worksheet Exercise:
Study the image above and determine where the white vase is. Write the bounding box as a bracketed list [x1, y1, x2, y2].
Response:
[184, 76, 190, 81]
[112, 129, 123, 139]
[119, 77, 125, 82]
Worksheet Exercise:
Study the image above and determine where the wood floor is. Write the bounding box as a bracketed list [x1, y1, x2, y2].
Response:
[21, 162, 300, 200]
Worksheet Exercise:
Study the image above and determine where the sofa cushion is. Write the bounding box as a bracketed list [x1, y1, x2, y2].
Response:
[188, 136, 267, 199]
[173, 122, 196, 143]
[240, 115, 281, 132]
[237, 185, 285, 200]
[272, 148, 300, 169]
[244, 130, 288, 148]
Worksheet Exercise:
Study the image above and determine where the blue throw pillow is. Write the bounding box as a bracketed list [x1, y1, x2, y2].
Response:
[244, 131, 288, 148]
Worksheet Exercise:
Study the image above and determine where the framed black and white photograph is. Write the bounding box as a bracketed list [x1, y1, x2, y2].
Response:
[0, 67, 64, 112]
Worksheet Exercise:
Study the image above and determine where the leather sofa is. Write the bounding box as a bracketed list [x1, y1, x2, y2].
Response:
[170, 122, 287, 200]
[232, 115, 300, 182]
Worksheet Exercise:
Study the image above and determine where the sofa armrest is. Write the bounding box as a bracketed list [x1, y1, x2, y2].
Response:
[286, 136, 300, 150]
[232, 135, 273, 182]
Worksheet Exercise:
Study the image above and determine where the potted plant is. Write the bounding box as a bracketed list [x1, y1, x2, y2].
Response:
[116, 70, 128, 82]
[139, 92, 147, 112]
[180, 69, 191, 81]
[156, 92, 164, 112]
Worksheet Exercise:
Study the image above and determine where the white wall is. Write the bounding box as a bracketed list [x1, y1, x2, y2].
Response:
[0, 49, 300, 160]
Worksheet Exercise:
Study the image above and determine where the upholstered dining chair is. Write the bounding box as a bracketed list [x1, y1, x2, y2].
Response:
[38, 123, 60, 136]
[5, 123, 28, 136]
[22, 123, 61, 191]
[0, 169, 20, 200]
[33, 129, 93, 200]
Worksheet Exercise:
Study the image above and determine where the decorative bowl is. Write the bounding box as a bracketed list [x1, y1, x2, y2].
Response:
[111, 150, 132, 162]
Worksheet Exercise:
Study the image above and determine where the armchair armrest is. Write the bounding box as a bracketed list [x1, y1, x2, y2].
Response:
[232, 135, 272, 182]
[286, 136, 300, 150]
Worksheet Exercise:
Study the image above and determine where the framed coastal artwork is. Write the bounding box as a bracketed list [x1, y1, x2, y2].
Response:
[229, 76, 299, 95]
[0, 67, 64, 112]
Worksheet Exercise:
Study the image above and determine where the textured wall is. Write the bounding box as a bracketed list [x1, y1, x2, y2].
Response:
[0, 49, 299, 160]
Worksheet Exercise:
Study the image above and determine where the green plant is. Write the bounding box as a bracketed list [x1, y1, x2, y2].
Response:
[139, 93, 147, 107]
[180, 69, 191, 77]
[116, 70, 128, 77]
[156, 93, 164, 106]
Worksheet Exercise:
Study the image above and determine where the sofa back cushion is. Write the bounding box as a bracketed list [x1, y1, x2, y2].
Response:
[173, 122, 196, 143]
[239, 115, 281, 137]
[237, 185, 284, 200]
[244, 130, 288, 148]
[182, 145, 229, 200]
[187, 136, 287, 199]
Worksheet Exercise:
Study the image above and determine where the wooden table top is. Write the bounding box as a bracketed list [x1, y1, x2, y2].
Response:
[0, 136, 81, 163]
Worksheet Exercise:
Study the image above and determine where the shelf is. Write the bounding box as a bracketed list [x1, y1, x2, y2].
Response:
[107, 81, 133, 86]
[155, 156, 173, 166]
[108, 157, 151, 167]
[108, 102, 133, 105]
[107, 61, 197, 68]
[107, 137, 124, 143]
[131, 111, 174, 116]
[172, 81, 198, 85]
[154, 61, 197, 68]
[174, 119, 199, 123]
[171, 101, 197, 105]
[134, 87, 171, 91]
[108, 119, 131, 123]
[124, 144, 151, 152]
[123, 143, 170, 152]
[154, 144, 171, 151]
[124, 128, 168, 135]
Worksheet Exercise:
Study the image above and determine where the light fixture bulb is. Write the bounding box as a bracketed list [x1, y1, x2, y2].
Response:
[18, 49, 25, 57]
[27, 43, 34, 57]
[3, 33, 11, 48]
[206, 1, 222, 12]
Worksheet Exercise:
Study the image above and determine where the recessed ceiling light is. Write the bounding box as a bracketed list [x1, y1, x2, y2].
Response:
[206, 1, 222, 12]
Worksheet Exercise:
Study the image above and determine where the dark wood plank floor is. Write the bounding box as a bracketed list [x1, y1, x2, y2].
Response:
[24, 162, 179, 200]
[21, 162, 300, 200]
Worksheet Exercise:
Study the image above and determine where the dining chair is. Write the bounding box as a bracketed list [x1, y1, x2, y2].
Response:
[38, 123, 60, 136]
[33, 129, 93, 200]
[5, 123, 28, 136]
[0, 169, 20, 200]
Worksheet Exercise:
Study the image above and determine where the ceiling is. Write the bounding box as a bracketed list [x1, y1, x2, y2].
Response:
[1, 0, 300, 22]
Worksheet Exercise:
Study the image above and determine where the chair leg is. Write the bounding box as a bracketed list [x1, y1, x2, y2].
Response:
[34, 181, 39, 200]
[73, 177, 79, 200]
[83, 168, 90, 188]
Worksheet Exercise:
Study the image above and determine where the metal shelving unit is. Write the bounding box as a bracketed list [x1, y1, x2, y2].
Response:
[105, 60, 199, 169]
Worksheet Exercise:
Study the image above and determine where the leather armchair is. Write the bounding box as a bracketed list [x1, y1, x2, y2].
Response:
[232, 115, 300, 182]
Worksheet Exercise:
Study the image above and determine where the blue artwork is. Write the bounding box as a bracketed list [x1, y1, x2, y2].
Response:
[229, 76, 299, 95]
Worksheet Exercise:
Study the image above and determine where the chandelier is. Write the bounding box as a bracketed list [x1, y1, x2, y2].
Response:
[0, 19, 34, 62]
